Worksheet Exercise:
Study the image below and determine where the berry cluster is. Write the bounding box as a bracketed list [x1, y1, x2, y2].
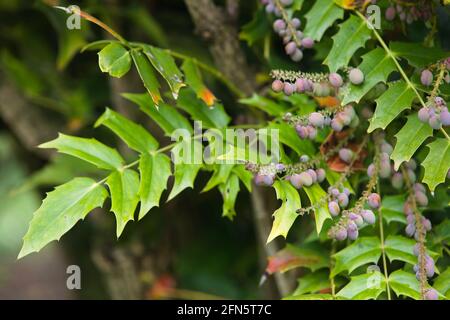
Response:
[283, 105, 358, 141]
[262, 0, 314, 61]
[327, 187, 350, 217]
[418, 97, 450, 130]
[385, 3, 432, 24]
[367, 140, 394, 179]
[287, 168, 326, 189]
[403, 183, 431, 238]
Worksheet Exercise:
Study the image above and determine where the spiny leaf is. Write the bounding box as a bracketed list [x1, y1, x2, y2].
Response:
[106, 169, 140, 237]
[203, 164, 234, 192]
[168, 140, 202, 201]
[267, 180, 301, 243]
[232, 165, 253, 192]
[324, 14, 372, 73]
[266, 244, 328, 274]
[388, 270, 421, 300]
[130, 49, 162, 106]
[368, 81, 416, 132]
[239, 7, 271, 46]
[293, 270, 333, 296]
[95, 107, 159, 153]
[142, 45, 185, 99]
[40, 134, 124, 170]
[239, 94, 289, 117]
[19, 178, 108, 258]
[181, 59, 216, 107]
[390, 42, 448, 68]
[433, 267, 450, 298]
[390, 115, 433, 170]
[122, 93, 193, 135]
[380, 195, 407, 225]
[219, 174, 240, 220]
[422, 138, 450, 191]
[337, 271, 386, 300]
[138, 153, 172, 220]
[303, 184, 332, 234]
[332, 237, 381, 276]
[304, 0, 344, 42]
[98, 43, 131, 78]
[342, 48, 396, 105]
[177, 88, 230, 129]
[384, 235, 416, 265]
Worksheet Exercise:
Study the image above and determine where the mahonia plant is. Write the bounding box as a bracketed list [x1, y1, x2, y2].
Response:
[18, 1, 450, 300]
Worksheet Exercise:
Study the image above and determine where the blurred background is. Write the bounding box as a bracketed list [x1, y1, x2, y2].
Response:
[0, 0, 276, 299]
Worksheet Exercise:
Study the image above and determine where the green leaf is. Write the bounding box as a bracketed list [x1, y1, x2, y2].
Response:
[40, 134, 124, 170]
[122, 93, 193, 135]
[98, 43, 131, 78]
[390, 42, 448, 68]
[422, 138, 450, 191]
[239, 94, 289, 117]
[130, 50, 162, 106]
[106, 169, 140, 237]
[342, 48, 396, 105]
[303, 184, 332, 234]
[268, 123, 315, 156]
[142, 45, 185, 98]
[324, 15, 372, 73]
[219, 174, 240, 220]
[19, 178, 108, 258]
[182, 59, 216, 107]
[239, 8, 270, 46]
[304, 0, 344, 42]
[337, 271, 386, 300]
[168, 141, 203, 201]
[385, 235, 416, 265]
[177, 88, 230, 129]
[232, 165, 253, 192]
[293, 270, 332, 296]
[381, 195, 407, 225]
[138, 153, 172, 219]
[95, 107, 159, 153]
[391, 115, 433, 170]
[368, 81, 416, 132]
[433, 267, 450, 298]
[284, 293, 335, 300]
[267, 180, 301, 243]
[203, 164, 234, 192]
[332, 237, 381, 276]
[388, 270, 421, 300]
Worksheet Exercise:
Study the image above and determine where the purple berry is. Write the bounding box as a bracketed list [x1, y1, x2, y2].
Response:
[306, 169, 318, 183]
[424, 289, 439, 300]
[285, 41, 297, 55]
[418, 107, 430, 123]
[329, 73, 343, 88]
[429, 114, 442, 129]
[380, 160, 392, 179]
[413, 243, 420, 256]
[361, 210, 376, 224]
[295, 78, 306, 92]
[299, 171, 313, 187]
[309, 112, 325, 127]
[339, 148, 354, 164]
[440, 109, 450, 126]
[290, 174, 303, 189]
[291, 49, 303, 62]
[302, 37, 314, 48]
[331, 118, 344, 132]
[337, 193, 349, 208]
[273, 19, 286, 32]
[335, 228, 347, 241]
[295, 125, 308, 139]
[291, 18, 301, 29]
[368, 193, 381, 209]
[415, 191, 428, 207]
[420, 69, 433, 86]
[316, 168, 326, 183]
[405, 223, 416, 237]
[425, 256, 435, 278]
[391, 173, 404, 189]
[349, 68, 364, 85]
[423, 218, 432, 232]
[347, 228, 359, 240]
[272, 79, 284, 92]
[307, 125, 317, 139]
[385, 7, 396, 21]
[283, 82, 295, 96]
[328, 201, 340, 217]
[367, 163, 376, 177]
[330, 188, 340, 197]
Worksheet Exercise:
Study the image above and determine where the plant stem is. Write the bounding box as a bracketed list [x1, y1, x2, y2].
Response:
[355, 11, 450, 142]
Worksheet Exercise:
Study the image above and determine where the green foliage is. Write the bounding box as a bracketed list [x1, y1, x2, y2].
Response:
[304, 0, 344, 42]
[98, 43, 132, 78]
[422, 138, 450, 191]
